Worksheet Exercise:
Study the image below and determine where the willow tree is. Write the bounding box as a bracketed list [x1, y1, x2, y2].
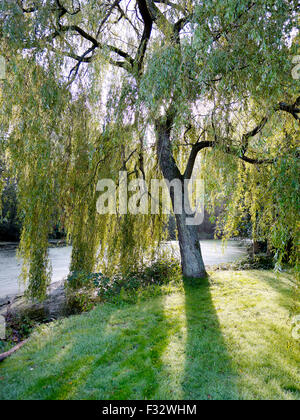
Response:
[1, 0, 299, 295]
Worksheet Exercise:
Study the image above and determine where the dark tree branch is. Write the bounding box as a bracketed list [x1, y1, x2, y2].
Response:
[184, 141, 215, 179]
[53, 24, 134, 71]
[68, 45, 97, 79]
[184, 139, 275, 179]
[277, 98, 300, 120]
[58, 25, 100, 46]
[241, 116, 268, 156]
[96, 0, 123, 37]
[66, 50, 95, 63]
[16, 0, 36, 13]
[237, 154, 274, 164]
[153, 0, 186, 13]
[55, 0, 81, 17]
[173, 16, 189, 43]
[116, 4, 140, 36]
[136, 0, 154, 74]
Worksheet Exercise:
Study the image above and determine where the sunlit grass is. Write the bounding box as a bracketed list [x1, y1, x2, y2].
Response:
[0, 270, 299, 400]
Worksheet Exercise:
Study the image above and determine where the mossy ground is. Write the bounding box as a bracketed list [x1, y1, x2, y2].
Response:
[0, 270, 299, 400]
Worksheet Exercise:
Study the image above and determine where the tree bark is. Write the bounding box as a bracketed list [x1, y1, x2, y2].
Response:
[155, 117, 207, 280]
[175, 212, 206, 279]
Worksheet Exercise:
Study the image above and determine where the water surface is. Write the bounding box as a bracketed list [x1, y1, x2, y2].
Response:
[0, 240, 248, 298]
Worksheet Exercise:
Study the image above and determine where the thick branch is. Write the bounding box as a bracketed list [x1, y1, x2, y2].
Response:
[136, 0, 154, 74]
[277, 98, 300, 120]
[155, 113, 182, 182]
[54, 25, 134, 71]
[55, 0, 81, 16]
[184, 140, 274, 178]
[238, 154, 274, 164]
[184, 141, 215, 179]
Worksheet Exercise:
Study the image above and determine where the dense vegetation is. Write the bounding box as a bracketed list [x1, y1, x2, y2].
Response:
[0, 1, 299, 300]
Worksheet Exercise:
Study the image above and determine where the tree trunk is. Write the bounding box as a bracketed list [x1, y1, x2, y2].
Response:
[155, 116, 207, 280]
[175, 212, 206, 279]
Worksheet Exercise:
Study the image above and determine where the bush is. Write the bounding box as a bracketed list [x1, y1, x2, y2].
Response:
[4, 312, 37, 342]
[65, 258, 182, 310]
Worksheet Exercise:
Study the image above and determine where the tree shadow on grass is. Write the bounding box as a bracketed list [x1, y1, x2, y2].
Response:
[2, 279, 239, 400]
[17, 296, 174, 400]
[182, 278, 239, 400]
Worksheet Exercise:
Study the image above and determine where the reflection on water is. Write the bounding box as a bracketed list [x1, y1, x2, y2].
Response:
[0, 240, 248, 298]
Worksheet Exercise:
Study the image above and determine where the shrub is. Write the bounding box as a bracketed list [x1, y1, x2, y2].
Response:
[65, 257, 182, 310]
[4, 312, 37, 342]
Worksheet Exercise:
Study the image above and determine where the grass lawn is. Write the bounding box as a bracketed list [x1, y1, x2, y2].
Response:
[0, 270, 299, 400]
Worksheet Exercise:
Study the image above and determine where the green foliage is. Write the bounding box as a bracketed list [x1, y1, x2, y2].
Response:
[0, 1, 298, 298]
[5, 312, 37, 342]
[203, 118, 299, 270]
[66, 257, 182, 308]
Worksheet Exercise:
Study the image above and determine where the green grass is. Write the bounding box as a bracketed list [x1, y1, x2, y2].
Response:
[0, 270, 299, 400]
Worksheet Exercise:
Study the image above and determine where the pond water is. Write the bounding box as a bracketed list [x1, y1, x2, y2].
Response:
[0, 240, 248, 298]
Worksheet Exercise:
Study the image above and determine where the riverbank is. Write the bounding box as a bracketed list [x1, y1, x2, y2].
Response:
[0, 270, 298, 400]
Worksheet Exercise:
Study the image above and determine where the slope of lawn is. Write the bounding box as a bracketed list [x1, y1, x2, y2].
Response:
[0, 270, 299, 400]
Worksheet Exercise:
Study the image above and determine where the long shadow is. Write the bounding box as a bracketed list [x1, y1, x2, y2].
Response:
[18, 296, 173, 400]
[182, 278, 238, 400]
[2, 280, 239, 400]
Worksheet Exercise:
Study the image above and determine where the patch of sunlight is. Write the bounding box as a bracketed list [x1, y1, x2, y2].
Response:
[159, 293, 187, 399]
[51, 342, 73, 364]
[208, 271, 300, 400]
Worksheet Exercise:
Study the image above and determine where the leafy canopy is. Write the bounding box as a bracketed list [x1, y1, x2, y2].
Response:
[0, 0, 299, 298]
